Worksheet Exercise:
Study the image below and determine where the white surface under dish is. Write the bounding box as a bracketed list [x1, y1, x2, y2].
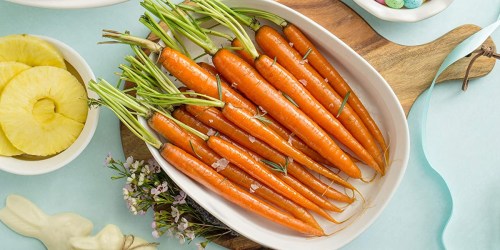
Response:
[0, 36, 99, 175]
[5, 0, 127, 9]
[353, 0, 454, 22]
[141, 0, 410, 249]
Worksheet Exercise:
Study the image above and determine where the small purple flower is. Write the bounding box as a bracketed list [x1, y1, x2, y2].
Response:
[177, 217, 188, 232]
[175, 232, 185, 244]
[138, 173, 145, 186]
[152, 230, 160, 239]
[151, 181, 168, 196]
[104, 153, 113, 166]
[130, 160, 141, 172]
[173, 191, 187, 205]
[151, 221, 157, 229]
[171, 206, 180, 223]
[124, 156, 134, 169]
[185, 230, 195, 240]
[148, 159, 162, 173]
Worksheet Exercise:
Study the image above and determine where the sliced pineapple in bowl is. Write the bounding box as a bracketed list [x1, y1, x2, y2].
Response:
[0, 62, 30, 156]
[0, 34, 66, 69]
[0, 66, 88, 156]
[0, 35, 99, 175]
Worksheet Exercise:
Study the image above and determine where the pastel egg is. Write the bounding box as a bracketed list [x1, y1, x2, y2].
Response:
[385, 0, 404, 9]
[375, 0, 386, 4]
[404, 0, 423, 8]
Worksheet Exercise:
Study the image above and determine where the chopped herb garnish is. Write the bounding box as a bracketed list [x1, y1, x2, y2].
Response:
[336, 90, 351, 118]
[189, 140, 202, 159]
[271, 56, 277, 66]
[302, 48, 312, 61]
[261, 158, 288, 175]
[216, 74, 223, 101]
[282, 92, 299, 108]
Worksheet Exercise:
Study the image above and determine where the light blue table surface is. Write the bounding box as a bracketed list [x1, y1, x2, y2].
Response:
[1, 0, 499, 249]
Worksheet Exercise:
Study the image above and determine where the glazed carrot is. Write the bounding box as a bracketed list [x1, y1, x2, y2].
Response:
[153, 111, 321, 229]
[179, 105, 347, 208]
[160, 47, 329, 165]
[254, 54, 381, 173]
[231, 38, 255, 65]
[220, 101, 359, 181]
[183, 104, 355, 202]
[255, 25, 384, 170]
[161, 143, 324, 236]
[207, 136, 337, 223]
[283, 23, 388, 163]
[198, 62, 230, 84]
[227, 140, 343, 212]
[213, 49, 361, 178]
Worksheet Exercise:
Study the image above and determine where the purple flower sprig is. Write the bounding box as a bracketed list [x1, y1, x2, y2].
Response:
[105, 154, 234, 249]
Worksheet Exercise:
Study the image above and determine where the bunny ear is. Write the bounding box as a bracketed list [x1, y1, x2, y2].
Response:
[0, 195, 48, 237]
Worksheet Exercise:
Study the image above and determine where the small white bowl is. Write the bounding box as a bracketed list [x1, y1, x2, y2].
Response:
[5, 0, 128, 9]
[353, 0, 454, 22]
[0, 36, 99, 175]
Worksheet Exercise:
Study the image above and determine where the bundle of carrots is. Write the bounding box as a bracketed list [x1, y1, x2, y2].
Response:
[92, 0, 389, 237]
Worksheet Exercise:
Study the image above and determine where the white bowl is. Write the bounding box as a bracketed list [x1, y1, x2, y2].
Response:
[353, 0, 454, 22]
[5, 0, 128, 9]
[141, 0, 410, 249]
[0, 36, 99, 175]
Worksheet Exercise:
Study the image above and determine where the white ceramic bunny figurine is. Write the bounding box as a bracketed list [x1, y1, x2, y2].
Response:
[0, 194, 94, 250]
[70, 224, 158, 250]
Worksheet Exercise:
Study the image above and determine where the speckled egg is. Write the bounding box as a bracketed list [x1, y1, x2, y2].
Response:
[385, 0, 404, 9]
[404, 0, 423, 9]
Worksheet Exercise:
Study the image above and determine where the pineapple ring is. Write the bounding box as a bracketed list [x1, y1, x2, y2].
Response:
[0, 34, 66, 69]
[0, 62, 30, 156]
[0, 66, 88, 156]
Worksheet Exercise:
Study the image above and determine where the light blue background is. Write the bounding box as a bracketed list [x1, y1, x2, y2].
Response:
[0, 0, 499, 249]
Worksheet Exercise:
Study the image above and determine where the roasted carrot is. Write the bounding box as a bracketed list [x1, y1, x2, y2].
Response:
[283, 23, 388, 167]
[178, 105, 347, 208]
[227, 140, 343, 212]
[255, 25, 385, 170]
[182, 104, 355, 202]
[219, 101, 359, 181]
[213, 49, 361, 178]
[254, 53, 381, 173]
[153, 111, 322, 229]
[160, 47, 329, 165]
[207, 136, 337, 223]
[161, 143, 325, 236]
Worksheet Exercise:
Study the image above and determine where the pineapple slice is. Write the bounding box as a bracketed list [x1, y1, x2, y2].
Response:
[0, 66, 88, 156]
[0, 62, 30, 156]
[0, 34, 66, 69]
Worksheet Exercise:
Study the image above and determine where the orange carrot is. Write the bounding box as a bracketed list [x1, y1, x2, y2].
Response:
[255, 25, 384, 170]
[254, 54, 381, 173]
[182, 104, 355, 202]
[160, 47, 329, 165]
[178, 105, 347, 208]
[283, 23, 388, 164]
[153, 111, 321, 229]
[161, 143, 324, 236]
[207, 136, 337, 223]
[232, 38, 255, 65]
[220, 101, 360, 182]
[213, 48, 361, 178]
[227, 140, 343, 212]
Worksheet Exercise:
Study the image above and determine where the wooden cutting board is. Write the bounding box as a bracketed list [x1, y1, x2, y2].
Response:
[120, 0, 497, 249]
